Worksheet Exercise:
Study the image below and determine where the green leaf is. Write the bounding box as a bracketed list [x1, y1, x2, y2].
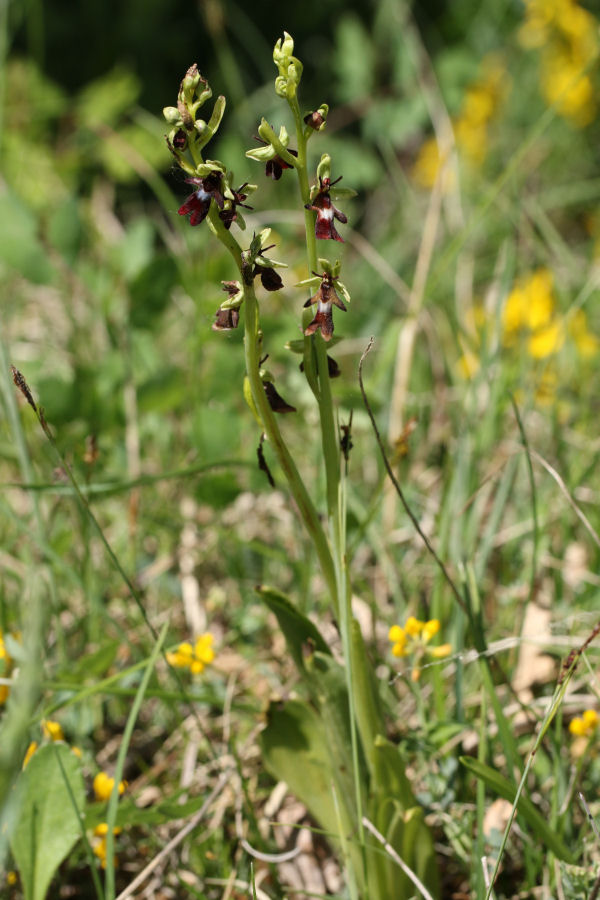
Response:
[460, 756, 576, 863]
[10, 744, 85, 900]
[255, 585, 331, 674]
[260, 699, 360, 862]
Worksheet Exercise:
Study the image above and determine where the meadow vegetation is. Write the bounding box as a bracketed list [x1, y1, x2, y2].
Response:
[2, 1, 600, 897]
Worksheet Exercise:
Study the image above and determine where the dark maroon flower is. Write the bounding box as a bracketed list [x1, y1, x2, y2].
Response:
[265, 149, 298, 180]
[263, 381, 296, 413]
[304, 110, 325, 130]
[219, 183, 253, 230]
[212, 307, 240, 331]
[254, 265, 283, 291]
[304, 272, 347, 341]
[304, 176, 347, 242]
[172, 129, 187, 150]
[178, 172, 224, 226]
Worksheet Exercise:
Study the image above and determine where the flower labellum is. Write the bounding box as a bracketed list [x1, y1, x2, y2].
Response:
[304, 272, 347, 341]
[263, 381, 296, 413]
[212, 308, 240, 331]
[266, 149, 298, 179]
[255, 265, 283, 291]
[305, 176, 347, 242]
[178, 172, 224, 226]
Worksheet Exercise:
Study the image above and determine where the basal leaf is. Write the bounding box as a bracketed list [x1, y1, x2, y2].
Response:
[10, 744, 85, 900]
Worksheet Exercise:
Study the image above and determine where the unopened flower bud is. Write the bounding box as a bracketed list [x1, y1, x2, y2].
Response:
[304, 105, 328, 130]
[163, 106, 181, 124]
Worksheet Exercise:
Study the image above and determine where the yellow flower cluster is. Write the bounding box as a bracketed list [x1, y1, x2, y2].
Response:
[93, 771, 127, 802]
[0, 629, 19, 704]
[166, 632, 215, 674]
[503, 268, 598, 359]
[520, 0, 598, 126]
[569, 708, 599, 737]
[92, 823, 122, 869]
[91, 773, 127, 868]
[413, 56, 509, 188]
[388, 617, 452, 682]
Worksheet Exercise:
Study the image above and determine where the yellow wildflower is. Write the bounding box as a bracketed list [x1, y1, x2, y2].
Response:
[528, 320, 565, 358]
[388, 625, 408, 657]
[93, 772, 127, 803]
[22, 742, 37, 769]
[389, 617, 451, 680]
[7, 871, 17, 885]
[541, 53, 595, 127]
[569, 708, 599, 737]
[503, 269, 555, 337]
[42, 719, 64, 742]
[166, 633, 215, 674]
[94, 823, 122, 837]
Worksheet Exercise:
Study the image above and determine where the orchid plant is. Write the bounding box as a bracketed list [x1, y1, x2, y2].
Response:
[164, 33, 440, 900]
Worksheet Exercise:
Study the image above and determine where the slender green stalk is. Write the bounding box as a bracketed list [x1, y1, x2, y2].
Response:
[104, 621, 169, 898]
[289, 94, 342, 539]
[288, 85, 368, 889]
[240, 270, 338, 610]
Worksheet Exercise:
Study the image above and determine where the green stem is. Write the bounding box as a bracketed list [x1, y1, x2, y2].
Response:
[241, 274, 338, 613]
[203, 204, 338, 612]
[289, 86, 367, 887]
[289, 94, 342, 563]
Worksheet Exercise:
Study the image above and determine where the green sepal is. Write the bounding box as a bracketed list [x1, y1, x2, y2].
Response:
[254, 254, 287, 270]
[296, 275, 322, 289]
[196, 94, 226, 148]
[192, 159, 226, 178]
[286, 335, 343, 354]
[331, 186, 357, 200]
[273, 32, 295, 70]
[316, 153, 331, 182]
[246, 145, 276, 162]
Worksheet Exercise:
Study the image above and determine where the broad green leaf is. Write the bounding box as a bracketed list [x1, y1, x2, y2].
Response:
[10, 744, 85, 900]
[256, 585, 331, 675]
[460, 756, 576, 863]
[260, 699, 346, 842]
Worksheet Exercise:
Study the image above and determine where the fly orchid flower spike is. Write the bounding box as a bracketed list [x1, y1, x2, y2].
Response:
[299, 261, 350, 341]
[163, 65, 225, 165]
[272, 31, 304, 99]
[242, 229, 287, 290]
[246, 121, 298, 179]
